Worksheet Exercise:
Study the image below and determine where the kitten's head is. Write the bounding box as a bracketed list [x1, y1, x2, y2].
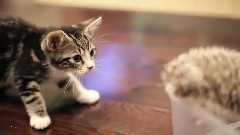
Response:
[41, 17, 102, 74]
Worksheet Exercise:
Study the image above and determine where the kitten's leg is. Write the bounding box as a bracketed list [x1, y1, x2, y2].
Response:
[62, 73, 100, 104]
[15, 79, 50, 130]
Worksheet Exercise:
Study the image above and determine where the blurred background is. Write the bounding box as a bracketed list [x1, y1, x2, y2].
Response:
[1, 0, 239, 97]
[1, 0, 240, 135]
[1, 0, 240, 30]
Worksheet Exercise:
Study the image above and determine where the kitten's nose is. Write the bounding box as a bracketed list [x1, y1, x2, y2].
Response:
[87, 66, 93, 70]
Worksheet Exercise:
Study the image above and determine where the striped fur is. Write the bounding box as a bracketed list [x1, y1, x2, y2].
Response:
[0, 16, 102, 130]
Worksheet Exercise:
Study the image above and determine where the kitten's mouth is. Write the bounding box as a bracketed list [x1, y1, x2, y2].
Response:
[60, 68, 87, 74]
[76, 69, 88, 74]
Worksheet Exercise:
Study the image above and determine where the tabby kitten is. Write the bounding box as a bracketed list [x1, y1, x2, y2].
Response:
[0, 16, 102, 129]
[162, 47, 240, 126]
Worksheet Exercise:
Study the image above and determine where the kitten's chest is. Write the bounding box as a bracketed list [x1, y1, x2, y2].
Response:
[39, 71, 74, 108]
[40, 70, 69, 91]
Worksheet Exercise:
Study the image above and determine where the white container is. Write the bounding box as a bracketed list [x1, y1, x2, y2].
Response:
[170, 99, 240, 135]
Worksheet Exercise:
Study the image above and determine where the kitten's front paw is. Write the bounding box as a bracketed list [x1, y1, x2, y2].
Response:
[30, 115, 51, 130]
[77, 90, 100, 104]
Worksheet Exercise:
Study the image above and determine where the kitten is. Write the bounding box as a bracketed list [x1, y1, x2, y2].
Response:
[0, 16, 102, 130]
[162, 47, 240, 131]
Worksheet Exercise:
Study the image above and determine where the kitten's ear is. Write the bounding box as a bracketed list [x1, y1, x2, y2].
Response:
[81, 16, 102, 37]
[46, 30, 70, 51]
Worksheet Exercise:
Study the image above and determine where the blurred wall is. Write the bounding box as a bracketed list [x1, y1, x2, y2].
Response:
[1, 0, 240, 35]
[0, 0, 61, 27]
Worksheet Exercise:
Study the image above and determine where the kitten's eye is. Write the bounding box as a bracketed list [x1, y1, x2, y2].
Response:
[90, 50, 95, 56]
[73, 55, 82, 62]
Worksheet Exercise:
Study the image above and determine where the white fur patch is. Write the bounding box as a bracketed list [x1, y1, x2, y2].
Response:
[67, 73, 100, 104]
[30, 115, 51, 130]
[81, 52, 95, 71]
[27, 81, 39, 89]
[77, 89, 100, 104]
[83, 59, 95, 71]
[31, 50, 40, 62]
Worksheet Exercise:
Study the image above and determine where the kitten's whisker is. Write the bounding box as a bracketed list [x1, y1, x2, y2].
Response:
[95, 65, 104, 68]
[95, 59, 105, 63]
[96, 65, 103, 68]
[75, 71, 84, 86]
[73, 70, 81, 76]
[94, 33, 101, 39]
[94, 67, 104, 75]
[95, 60, 103, 64]
[93, 33, 113, 43]
[80, 73, 84, 86]
[95, 44, 106, 47]
[95, 60, 104, 66]
[94, 33, 112, 40]
[95, 45, 100, 48]
[97, 40, 110, 43]
[96, 40, 110, 44]
[77, 74, 81, 83]
[93, 40, 110, 45]
[72, 83, 75, 94]
[64, 77, 72, 94]
[95, 62, 103, 65]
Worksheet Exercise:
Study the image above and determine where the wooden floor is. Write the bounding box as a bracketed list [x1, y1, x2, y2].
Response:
[1, 9, 240, 135]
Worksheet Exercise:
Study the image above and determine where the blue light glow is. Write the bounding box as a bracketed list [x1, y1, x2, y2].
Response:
[82, 43, 147, 98]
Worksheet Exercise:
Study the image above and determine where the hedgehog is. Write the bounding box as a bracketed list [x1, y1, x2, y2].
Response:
[162, 47, 240, 134]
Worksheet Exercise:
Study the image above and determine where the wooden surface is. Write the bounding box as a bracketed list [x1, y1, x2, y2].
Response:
[1, 10, 240, 135]
[36, 0, 240, 20]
